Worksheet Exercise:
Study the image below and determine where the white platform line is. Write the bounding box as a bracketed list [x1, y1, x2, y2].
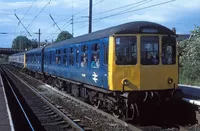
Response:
[182, 98, 200, 106]
[179, 84, 200, 89]
[0, 74, 15, 131]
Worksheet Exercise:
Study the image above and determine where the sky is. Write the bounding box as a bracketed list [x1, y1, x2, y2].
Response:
[0, 0, 199, 48]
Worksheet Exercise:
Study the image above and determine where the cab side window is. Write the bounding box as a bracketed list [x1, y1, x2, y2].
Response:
[104, 44, 108, 65]
[162, 36, 176, 65]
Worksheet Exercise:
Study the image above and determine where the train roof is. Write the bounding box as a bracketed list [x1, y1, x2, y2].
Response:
[11, 52, 25, 56]
[45, 21, 175, 49]
[26, 47, 44, 54]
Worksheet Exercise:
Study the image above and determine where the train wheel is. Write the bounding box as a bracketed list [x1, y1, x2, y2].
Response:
[113, 109, 123, 119]
[94, 99, 101, 109]
[125, 103, 139, 121]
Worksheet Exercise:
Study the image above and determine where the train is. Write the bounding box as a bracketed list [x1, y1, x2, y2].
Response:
[8, 21, 182, 120]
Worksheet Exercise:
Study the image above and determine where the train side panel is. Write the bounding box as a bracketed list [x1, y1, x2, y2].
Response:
[26, 48, 43, 73]
[8, 52, 25, 68]
[43, 38, 109, 90]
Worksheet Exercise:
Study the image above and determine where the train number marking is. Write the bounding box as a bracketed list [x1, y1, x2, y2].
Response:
[92, 72, 98, 83]
[82, 74, 86, 77]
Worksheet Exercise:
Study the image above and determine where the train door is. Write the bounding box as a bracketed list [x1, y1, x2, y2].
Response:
[55, 49, 61, 77]
[89, 41, 104, 87]
[79, 44, 88, 83]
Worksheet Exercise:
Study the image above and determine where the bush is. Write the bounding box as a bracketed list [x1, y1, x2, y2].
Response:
[178, 26, 200, 85]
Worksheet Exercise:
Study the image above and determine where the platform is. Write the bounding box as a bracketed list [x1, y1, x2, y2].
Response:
[179, 84, 200, 106]
[0, 74, 13, 131]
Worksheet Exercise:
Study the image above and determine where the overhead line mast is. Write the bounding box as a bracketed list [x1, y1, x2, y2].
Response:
[89, 0, 92, 33]
[71, 15, 74, 36]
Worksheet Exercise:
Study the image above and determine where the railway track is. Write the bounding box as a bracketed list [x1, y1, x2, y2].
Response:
[4, 64, 200, 131]
[0, 65, 87, 131]
[0, 67, 40, 131]
[3, 65, 140, 131]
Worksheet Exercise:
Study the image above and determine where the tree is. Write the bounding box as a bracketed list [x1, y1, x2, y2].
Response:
[12, 36, 32, 50]
[178, 25, 200, 84]
[12, 36, 40, 50]
[31, 39, 38, 49]
[55, 31, 73, 42]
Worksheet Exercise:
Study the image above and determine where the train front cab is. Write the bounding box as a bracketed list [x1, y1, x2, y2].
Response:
[108, 33, 178, 102]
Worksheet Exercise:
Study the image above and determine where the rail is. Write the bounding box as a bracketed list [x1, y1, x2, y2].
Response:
[3, 66, 86, 131]
[0, 67, 35, 131]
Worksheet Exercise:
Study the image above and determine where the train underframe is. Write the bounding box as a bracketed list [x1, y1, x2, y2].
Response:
[28, 71, 182, 121]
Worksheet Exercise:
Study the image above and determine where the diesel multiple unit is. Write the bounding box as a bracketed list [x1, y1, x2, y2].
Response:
[9, 21, 179, 120]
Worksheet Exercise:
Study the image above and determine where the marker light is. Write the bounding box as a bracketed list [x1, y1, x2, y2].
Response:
[122, 79, 129, 86]
[168, 77, 173, 84]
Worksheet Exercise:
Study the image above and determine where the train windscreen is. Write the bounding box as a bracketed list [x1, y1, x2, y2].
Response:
[115, 36, 137, 65]
[141, 36, 159, 65]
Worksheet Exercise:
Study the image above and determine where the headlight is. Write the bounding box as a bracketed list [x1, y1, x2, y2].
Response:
[168, 77, 173, 84]
[122, 79, 129, 86]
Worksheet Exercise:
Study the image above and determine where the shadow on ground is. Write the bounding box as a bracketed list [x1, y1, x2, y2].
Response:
[132, 99, 199, 129]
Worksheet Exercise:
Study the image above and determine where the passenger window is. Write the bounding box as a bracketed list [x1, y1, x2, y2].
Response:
[141, 36, 159, 65]
[92, 43, 99, 51]
[33, 55, 36, 63]
[56, 50, 61, 64]
[81, 45, 88, 68]
[81, 54, 87, 68]
[91, 53, 100, 68]
[63, 49, 67, 66]
[82, 45, 88, 52]
[162, 36, 176, 65]
[69, 47, 74, 66]
[76, 47, 79, 64]
[91, 43, 100, 68]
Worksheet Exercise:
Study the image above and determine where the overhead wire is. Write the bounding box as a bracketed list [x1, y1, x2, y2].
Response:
[26, 0, 52, 30]
[74, 0, 153, 31]
[12, 0, 175, 45]
[56, 0, 105, 25]
[21, 0, 37, 21]
[73, 0, 154, 32]
[74, 0, 175, 32]
[93, 0, 148, 16]
[45, 0, 106, 41]
[95, 0, 175, 20]
[3, 0, 36, 47]
[46, 0, 153, 41]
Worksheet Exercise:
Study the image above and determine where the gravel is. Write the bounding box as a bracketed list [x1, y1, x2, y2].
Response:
[7, 65, 200, 131]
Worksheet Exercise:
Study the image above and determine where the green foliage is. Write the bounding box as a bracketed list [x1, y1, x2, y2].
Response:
[55, 31, 73, 42]
[12, 36, 37, 50]
[31, 39, 39, 48]
[178, 26, 200, 85]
